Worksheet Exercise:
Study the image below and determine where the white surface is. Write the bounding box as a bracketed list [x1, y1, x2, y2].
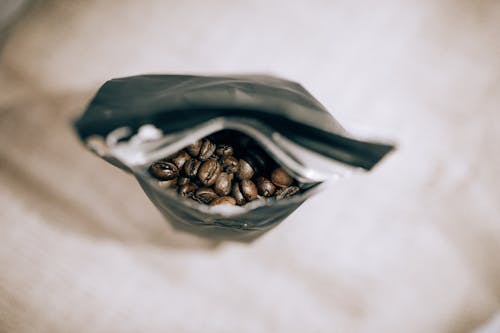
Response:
[0, 1, 499, 332]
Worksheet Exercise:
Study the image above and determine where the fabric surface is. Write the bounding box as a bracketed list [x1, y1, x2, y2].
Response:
[1, 1, 499, 332]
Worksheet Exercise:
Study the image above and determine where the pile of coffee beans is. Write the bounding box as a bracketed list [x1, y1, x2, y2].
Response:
[148, 137, 301, 206]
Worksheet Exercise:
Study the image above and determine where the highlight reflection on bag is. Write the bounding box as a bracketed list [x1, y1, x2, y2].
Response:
[74, 74, 394, 238]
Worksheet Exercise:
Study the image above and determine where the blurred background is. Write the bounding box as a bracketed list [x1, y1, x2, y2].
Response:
[0, 1, 499, 332]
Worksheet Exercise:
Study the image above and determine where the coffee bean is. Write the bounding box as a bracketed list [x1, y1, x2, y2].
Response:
[210, 196, 237, 206]
[186, 140, 202, 157]
[221, 156, 239, 173]
[271, 168, 293, 188]
[236, 159, 254, 180]
[276, 186, 300, 199]
[151, 134, 303, 207]
[177, 176, 190, 186]
[256, 176, 276, 197]
[149, 161, 179, 180]
[198, 139, 216, 161]
[240, 179, 258, 202]
[214, 172, 233, 196]
[194, 187, 219, 204]
[184, 159, 202, 178]
[169, 150, 191, 169]
[198, 159, 221, 186]
[232, 182, 246, 206]
[215, 144, 234, 157]
[178, 183, 198, 198]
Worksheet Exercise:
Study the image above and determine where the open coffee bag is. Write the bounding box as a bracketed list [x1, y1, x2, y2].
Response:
[74, 74, 394, 241]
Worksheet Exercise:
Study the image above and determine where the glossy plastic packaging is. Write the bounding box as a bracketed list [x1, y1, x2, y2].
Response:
[74, 74, 394, 240]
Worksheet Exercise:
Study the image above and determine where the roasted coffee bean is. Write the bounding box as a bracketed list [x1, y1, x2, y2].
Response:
[178, 183, 198, 198]
[186, 140, 202, 157]
[221, 156, 239, 173]
[276, 185, 300, 199]
[157, 179, 178, 189]
[194, 187, 219, 204]
[177, 176, 190, 186]
[151, 134, 303, 206]
[215, 144, 234, 157]
[236, 159, 254, 180]
[149, 161, 179, 180]
[198, 139, 216, 161]
[271, 168, 293, 188]
[210, 196, 237, 206]
[232, 182, 246, 206]
[240, 179, 258, 202]
[169, 150, 191, 169]
[214, 172, 233, 196]
[184, 159, 202, 178]
[198, 159, 221, 186]
[256, 176, 276, 197]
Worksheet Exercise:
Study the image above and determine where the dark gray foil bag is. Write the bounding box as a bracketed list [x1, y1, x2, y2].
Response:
[74, 74, 394, 241]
